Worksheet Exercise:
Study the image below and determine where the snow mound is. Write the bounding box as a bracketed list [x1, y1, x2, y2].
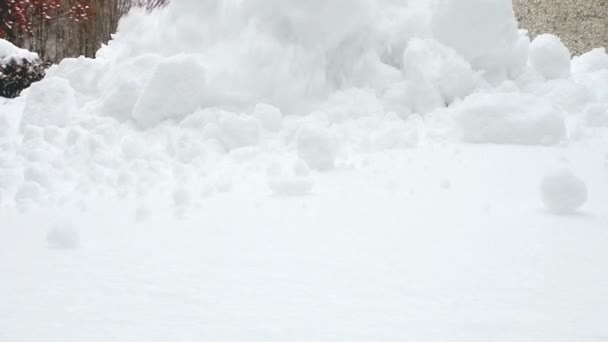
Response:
[455, 93, 567, 145]
[541, 169, 588, 215]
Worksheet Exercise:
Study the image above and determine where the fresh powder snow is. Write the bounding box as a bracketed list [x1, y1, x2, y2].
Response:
[1, 0, 608, 341]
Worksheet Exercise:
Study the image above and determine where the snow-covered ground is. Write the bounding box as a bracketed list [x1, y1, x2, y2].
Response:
[1, 0, 608, 340]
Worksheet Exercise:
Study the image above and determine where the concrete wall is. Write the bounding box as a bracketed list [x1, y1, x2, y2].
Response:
[513, 0, 608, 55]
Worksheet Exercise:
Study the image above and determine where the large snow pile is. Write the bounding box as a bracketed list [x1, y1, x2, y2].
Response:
[0, 0, 607, 208]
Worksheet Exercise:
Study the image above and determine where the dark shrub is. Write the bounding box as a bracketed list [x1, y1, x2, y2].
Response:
[0, 57, 46, 98]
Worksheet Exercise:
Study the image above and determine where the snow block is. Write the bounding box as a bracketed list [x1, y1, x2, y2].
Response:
[20, 77, 77, 130]
[132, 55, 208, 127]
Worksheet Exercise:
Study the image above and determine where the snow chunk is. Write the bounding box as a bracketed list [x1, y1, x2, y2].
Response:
[455, 93, 566, 145]
[296, 126, 337, 171]
[132, 55, 208, 127]
[46, 223, 80, 249]
[20, 77, 77, 130]
[529, 34, 571, 80]
[541, 169, 587, 215]
[402, 38, 478, 105]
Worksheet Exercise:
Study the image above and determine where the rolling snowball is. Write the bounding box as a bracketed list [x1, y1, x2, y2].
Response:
[541, 169, 587, 215]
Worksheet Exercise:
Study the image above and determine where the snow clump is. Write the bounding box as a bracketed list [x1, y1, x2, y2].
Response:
[541, 169, 588, 215]
[529, 34, 571, 80]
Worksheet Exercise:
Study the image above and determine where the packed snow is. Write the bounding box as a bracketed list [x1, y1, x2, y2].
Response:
[1, 0, 608, 341]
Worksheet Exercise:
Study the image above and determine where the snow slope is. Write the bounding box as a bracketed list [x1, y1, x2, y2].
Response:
[1, 0, 608, 340]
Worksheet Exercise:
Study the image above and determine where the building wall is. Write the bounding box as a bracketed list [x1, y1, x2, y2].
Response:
[513, 0, 608, 55]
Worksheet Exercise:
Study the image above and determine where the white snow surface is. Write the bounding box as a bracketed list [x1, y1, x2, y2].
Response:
[0, 39, 39, 63]
[1, 0, 608, 341]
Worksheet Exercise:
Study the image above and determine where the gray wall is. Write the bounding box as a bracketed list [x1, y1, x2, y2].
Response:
[513, 0, 608, 55]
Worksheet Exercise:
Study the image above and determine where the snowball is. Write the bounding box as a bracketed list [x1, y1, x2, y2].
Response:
[132, 55, 208, 127]
[541, 170, 587, 215]
[20, 77, 77, 130]
[296, 126, 337, 171]
[455, 93, 567, 145]
[46, 223, 80, 249]
[253, 103, 283, 132]
[529, 34, 571, 80]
